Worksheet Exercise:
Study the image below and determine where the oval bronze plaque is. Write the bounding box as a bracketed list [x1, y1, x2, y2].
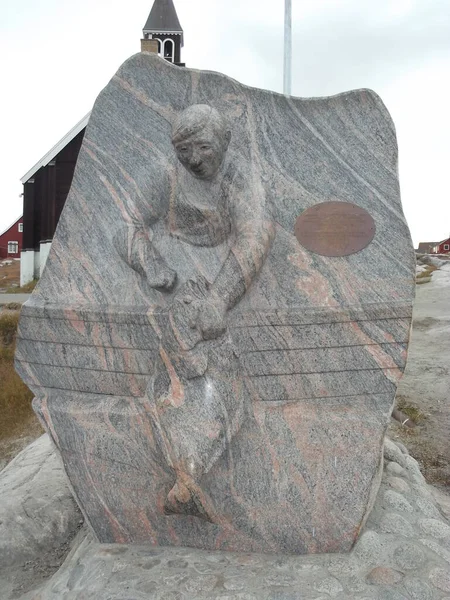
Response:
[294, 201, 376, 257]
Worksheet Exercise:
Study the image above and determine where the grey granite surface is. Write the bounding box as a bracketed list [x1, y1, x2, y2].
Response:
[0, 294, 31, 304]
[15, 53, 415, 554]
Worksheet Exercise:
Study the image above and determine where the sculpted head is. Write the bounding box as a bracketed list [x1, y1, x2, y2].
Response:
[172, 105, 231, 180]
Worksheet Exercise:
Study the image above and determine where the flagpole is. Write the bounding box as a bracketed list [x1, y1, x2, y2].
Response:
[283, 0, 292, 95]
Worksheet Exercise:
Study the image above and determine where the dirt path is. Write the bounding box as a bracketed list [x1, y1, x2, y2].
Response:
[389, 261, 450, 487]
[0, 259, 20, 289]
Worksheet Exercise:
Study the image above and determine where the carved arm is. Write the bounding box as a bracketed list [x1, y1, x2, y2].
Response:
[113, 224, 177, 291]
[197, 181, 275, 339]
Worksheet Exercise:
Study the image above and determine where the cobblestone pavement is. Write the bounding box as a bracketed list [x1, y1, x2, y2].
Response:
[33, 438, 450, 600]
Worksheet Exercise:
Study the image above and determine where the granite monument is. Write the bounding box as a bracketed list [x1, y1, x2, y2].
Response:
[16, 53, 416, 554]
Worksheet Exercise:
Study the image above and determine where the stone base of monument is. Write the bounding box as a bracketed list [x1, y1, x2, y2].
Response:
[3, 436, 449, 600]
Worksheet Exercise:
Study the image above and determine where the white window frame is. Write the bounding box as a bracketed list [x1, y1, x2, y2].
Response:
[7, 241, 19, 254]
[444, 244, 449, 251]
[163, 38, 175, 62]
[18, 223, 23, 232]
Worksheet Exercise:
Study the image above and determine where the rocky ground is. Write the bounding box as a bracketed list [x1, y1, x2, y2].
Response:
[389, 255, 450, 486]
[1, 435, 450, 600]
[0, 436, 83, 599]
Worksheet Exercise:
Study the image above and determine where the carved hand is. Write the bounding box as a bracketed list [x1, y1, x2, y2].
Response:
[146, 267, 177, 291]
[196, 295, 227, 340]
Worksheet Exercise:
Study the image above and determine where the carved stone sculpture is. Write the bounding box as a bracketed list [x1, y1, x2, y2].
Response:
[15, 53, 416, 554]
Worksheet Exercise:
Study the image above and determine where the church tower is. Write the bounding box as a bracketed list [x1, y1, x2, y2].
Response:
[141, 0, 184, 66]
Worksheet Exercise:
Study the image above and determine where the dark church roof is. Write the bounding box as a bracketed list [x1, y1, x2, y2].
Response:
[143, 0, 183, 35]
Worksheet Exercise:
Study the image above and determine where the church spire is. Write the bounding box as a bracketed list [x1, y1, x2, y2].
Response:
[141, 0, 184, 65]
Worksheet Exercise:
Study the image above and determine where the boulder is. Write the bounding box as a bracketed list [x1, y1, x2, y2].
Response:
[16, 54, 415, 554]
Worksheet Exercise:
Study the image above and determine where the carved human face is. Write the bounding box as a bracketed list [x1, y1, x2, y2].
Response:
[173, 124, 229, 180]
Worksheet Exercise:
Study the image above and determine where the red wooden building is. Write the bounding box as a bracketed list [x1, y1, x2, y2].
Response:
[432, 237, 450, 254]
[0, 216, 23, 260]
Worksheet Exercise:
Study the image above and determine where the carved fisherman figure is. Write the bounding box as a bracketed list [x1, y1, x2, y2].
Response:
[115, 104, 275, 521]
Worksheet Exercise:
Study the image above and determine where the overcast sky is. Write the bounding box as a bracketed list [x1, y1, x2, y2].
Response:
[1, 0, 449, 245]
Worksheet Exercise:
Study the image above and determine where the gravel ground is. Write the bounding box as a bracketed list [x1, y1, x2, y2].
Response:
[389, 260, 450, 486]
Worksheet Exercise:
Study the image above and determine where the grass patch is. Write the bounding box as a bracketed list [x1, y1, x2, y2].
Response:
[3, 302, 22, 311]
[396, 396, 427, 425]
[4, 278, 38, 294]
[416, 265, 438, 279]
[0, 310, 20, 345]
[0, 310, 41, 444]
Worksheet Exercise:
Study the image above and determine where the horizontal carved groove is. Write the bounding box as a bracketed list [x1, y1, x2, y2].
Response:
[253, 391, 394, 404]
[229, 316, 411, 329]
[16, 336, 158, 351]
[239, 341, 405, 354]
[17, 346, 405, 377]
[18, 361, 401, 378]
[19, 313, 411, 328]
[240, 341, 405, 376]
[246, 366, 401, 378]
[30, 386, 135, 398]
[18, 368, 148, 397]
[17, 318, 410, 356]
[15, 337, 406, 354]
[19, 302, 412, 327]
[16, 359, 150, 378]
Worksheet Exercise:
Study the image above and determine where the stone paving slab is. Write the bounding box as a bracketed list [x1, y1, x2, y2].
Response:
[0, 293, 30, 304]
[32, 438, 450, 600]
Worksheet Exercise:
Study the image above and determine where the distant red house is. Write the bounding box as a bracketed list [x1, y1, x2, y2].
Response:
[0, 216, 23, 259]
[432, 237, 450, 254]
